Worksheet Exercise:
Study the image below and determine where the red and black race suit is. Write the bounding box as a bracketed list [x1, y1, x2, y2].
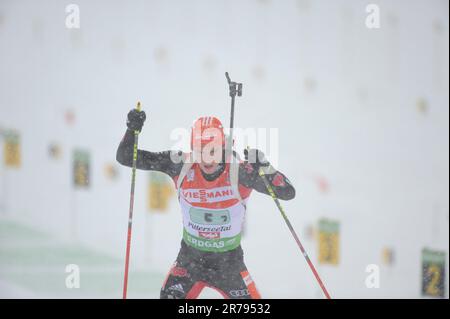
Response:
[161, 240, 261, 299]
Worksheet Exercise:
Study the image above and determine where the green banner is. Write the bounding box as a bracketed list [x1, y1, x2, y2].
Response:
[183, 229, 241, 253]
[422, 248, 446, 298]
[3, 130, 21, 168]
[318, 219, 339, 233]
[73, 149, 90, 188]
[318, 218, 340, 265]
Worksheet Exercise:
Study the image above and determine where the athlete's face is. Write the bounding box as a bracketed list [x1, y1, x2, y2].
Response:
[197, 146, 222, 175]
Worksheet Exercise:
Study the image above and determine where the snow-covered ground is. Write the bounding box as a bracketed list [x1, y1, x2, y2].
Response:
[0, 217, 230, 298]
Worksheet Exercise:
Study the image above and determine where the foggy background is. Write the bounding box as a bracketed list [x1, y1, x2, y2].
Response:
[0, 0, 448, 298]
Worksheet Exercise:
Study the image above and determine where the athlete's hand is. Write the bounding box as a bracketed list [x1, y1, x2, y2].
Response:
[126, 109, 146, 132]
[244, 148, 270, 170]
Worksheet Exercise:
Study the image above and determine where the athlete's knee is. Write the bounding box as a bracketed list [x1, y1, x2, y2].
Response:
[160, 284, 187, 299]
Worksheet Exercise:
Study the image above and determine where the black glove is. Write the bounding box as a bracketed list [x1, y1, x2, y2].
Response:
[244, 148, 270, 170]
[126, 109, 146, 132]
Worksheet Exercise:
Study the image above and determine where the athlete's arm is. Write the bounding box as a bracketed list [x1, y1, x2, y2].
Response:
[239, 149, 296, 200]
[116, 109, 183, 178]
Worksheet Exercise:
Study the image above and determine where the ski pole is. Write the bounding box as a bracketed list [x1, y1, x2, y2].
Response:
[257, 167, 332, 299]
[122, 101, 142, 299]
[224, 72, 242, 158]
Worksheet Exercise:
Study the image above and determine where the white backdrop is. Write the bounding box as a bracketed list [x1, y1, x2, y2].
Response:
[0, 0, 448, 298]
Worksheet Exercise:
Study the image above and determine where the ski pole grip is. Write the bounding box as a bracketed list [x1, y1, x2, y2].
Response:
[225, 72, 231, 84]
[136, 101, 141, 112]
